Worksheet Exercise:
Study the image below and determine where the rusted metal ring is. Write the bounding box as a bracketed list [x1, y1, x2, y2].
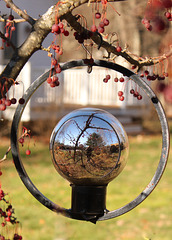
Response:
[11, 59, 170, 221]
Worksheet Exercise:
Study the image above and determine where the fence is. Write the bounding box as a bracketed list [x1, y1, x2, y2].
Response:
[1, 62, 149, 122]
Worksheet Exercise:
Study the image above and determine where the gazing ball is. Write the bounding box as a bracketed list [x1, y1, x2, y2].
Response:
[50, 108, 129, 185]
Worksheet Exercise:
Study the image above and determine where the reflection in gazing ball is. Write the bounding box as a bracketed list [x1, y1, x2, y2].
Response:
[50, 108, 129, 185]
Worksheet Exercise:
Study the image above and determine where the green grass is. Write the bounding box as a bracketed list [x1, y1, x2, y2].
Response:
[0, 134, 172, 240]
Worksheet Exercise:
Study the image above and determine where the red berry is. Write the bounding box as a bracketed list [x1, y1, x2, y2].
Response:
[55, 65, 61, 73]
[5, 216, 11, 222]
[119, 77, 124, 82]
[95, 12, 101, 19]
[52, 76, 59, 82]
[103, 78, 108, 83]
[5, 99, 11, 106]
[114, 77, 118, 82]
[98, 26, 104, 33]
[165, 11, 171, 19]
[52, 24, 60, 33]
[103, 18, 109, 26]
[11, 98, 17, 104]
[5, 32, 9, 38]
[116, 46, 122, 52]
[91, 24, 97, 32]
[19, 98, 25, 104]
[26, 149, 31, 155]
[99, 22, 105, 28]
[106, 74, 111, 80]
[11, 26, 16, 31]
[144, 70, 149, 76]
[119, 96, 124, 101]
[50, 82, 56, 88]
[58, 22, 64, 29]
[51, 58, 57, 66]
[46, 77, 52, 84]
[130, 89, 135, 94]
[7, 210, 12, 216]
[153, 17, 166, 32]
[163, 72, 168, 77]
[1, 222, 5, 227]
[64, 30, 69, 36]
[161, 0, 172, 8]
[19, 138, 24, 145]
[137, 95, 142, 100]
[0, 171, 2, 176]
[118, 91, 124, 96]
[133, 91, 139, 97]
[8, 14, 14, 21]
[0, 104, 6, 111]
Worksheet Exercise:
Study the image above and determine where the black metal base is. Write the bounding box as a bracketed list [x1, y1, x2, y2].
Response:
[69, 185, 108, 223]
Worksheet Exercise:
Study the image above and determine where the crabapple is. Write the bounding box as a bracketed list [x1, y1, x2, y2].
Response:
[119, 77, 124, 82]
[118, 91, 124, 97]
[46, 77, 52, 84]
[165, 11, 171, 19]
[116, 46, 122, 52]
[8, 14, 14, 21]
[26, 149, 31, 155]
[137, 95, 142, 100]
[119, 96, 124, 101]
[0, 104, 6, 111]
[130, 89, 135, 94]
[11, 98, 17, 104]
[106, 74, 111, 80]
[98, 26, 104, 33]
[19, 138, 24, 145]
[5, 99, 11, 106]
[58, 22, 64, 29]
[52, 24, 60, 33]
[19, 98, 25, 104]
[95, 12, 101, 19]
[64, 30, 69, 36]
[99, 22, 105, 28]
[91, 24, 97, 32]
[103, 18, 109, 26]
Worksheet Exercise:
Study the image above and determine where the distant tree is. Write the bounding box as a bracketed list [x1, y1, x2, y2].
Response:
[86, 132, 105, 148]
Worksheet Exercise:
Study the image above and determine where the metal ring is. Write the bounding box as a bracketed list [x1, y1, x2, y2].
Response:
[11, 59, 170, 221]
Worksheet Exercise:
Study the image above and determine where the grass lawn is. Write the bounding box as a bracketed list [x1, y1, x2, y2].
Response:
[0, 134, 171, 240]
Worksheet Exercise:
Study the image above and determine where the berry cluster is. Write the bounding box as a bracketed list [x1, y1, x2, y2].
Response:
[140, 70, 168, 81]
[142, 0, 172, 32]
[130, 89, 142, 100]
[118, 90, 125, 101]
[91, 12, 110, 34]
[0, 171, 22, 239]
[74, 31, 92, 44]
[102, 74, 143, 102]
[0, 5, 16, 49]
[18, 127, 32, 156]
[46, 61, 61, 88]
[51, 22, 69, 38]
[0, 96, 25, 112]
[47, 17, 68, 88]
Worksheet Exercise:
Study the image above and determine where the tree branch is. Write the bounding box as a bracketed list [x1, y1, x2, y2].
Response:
[64, 12, 172, 70]
[2, 0, 36, 25]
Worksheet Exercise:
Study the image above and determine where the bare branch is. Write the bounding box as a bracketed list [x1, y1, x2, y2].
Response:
[2, 0, 35, 25]
[64, 12, 172, 70]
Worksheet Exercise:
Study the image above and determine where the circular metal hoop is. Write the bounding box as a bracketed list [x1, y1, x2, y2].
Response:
[11, 59, 170, 221]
